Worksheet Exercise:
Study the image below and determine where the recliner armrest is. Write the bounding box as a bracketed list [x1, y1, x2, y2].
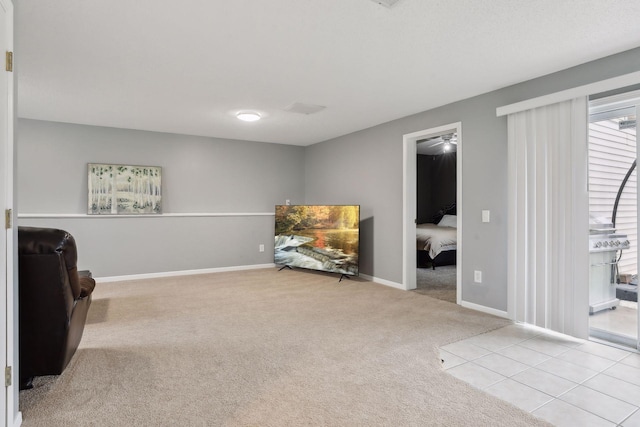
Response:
[78, 270, 92, 279]
[19, 227, 83, 299]
[79, 276, 96, 298]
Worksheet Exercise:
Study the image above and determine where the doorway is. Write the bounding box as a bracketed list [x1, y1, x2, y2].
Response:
[413, 134, 457, 302]
[403, 122, 462, 304]
[588, 91, 640, 349]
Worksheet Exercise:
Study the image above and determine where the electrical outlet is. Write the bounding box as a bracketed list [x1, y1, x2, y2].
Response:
[285, 199, 291, 205]
[474, 270, 482, 283]
[259, 244, 264, 252]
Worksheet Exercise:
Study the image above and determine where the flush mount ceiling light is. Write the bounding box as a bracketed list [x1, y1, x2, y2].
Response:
[236, 111, 261, 122]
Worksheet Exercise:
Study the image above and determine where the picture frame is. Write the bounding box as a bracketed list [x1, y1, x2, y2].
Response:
[88, 163, 162, 215]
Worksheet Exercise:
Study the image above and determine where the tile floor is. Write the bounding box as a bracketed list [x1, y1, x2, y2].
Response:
[440, 323, 640, 426]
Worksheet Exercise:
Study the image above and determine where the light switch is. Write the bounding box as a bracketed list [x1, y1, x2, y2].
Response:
[482, 210, 490, 223]
[474, 270, 482, 283]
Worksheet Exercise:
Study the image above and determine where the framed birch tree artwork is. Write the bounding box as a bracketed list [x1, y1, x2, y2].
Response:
[88, 164, 162, 214]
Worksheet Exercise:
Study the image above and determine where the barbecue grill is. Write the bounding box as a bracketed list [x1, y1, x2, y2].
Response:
[589, 217, 630, 314]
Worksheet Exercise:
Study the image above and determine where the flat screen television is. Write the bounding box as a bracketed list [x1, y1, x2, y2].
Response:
[275, 205, 359, 277]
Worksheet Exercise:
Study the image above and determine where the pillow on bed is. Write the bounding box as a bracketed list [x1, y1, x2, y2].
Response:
[438, 214, 457, 228]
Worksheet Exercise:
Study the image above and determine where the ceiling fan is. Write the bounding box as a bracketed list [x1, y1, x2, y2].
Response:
[417, 133, 458, 153]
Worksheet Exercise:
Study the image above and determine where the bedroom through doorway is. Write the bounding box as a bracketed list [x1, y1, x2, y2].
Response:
[413, 133, 458, 303]
[402, 122, 461, 304]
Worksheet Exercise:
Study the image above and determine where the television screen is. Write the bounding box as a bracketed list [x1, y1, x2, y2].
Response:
[275, 205, 359, 276]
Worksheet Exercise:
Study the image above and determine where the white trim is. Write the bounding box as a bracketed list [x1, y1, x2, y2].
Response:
[496, 71, 640, 117]
[456, 126, 462, 305]
[358, 273, 404, 290]
[589, 88, 640, 109]
[588, 336, 639, 353]
[98, 267, 407, 291]
[403, 122, 462, 302]
[2, 0, 17, 423]
[460, 301, 509, 319]
[11, 412, 21, 427]
[589, 328, 638, 350]
[402, 131, 417, 291]
[96, 263, 276, 283]
[18, 212, 274, 219]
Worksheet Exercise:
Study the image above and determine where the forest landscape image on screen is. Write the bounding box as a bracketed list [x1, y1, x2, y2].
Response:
[275, 205, 359, 276]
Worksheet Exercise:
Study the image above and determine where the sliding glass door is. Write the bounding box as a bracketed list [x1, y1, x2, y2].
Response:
[588, 92, 639, 350]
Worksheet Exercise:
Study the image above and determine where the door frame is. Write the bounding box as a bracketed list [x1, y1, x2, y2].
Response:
[1, 0, 17, 424]
[403, 121, 462, 304]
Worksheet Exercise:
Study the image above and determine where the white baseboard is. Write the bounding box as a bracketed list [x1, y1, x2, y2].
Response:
[358, 273, 405, 290]
[360, 275, 509, 319]
[460, 300, 510, 319]
[96, 264, 276, 283]
[12, 412, 22, 427]
[97, 266, 404, 288]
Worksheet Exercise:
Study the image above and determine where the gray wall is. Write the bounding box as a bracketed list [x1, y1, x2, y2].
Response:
[305, 47, 640, 311]
[17, 119, 306, 276]
[17, 47, 640, 312]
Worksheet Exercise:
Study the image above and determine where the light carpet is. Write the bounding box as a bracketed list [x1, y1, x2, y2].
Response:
[413, 265, 457, 303]
[19, 268, 550, 426]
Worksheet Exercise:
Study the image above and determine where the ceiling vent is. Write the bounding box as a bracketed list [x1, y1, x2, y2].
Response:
[370, 0, 400, 7]
[284, 102, 326, 115]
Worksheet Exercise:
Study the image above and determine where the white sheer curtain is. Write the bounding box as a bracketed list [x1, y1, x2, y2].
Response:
[507, 97, 590, 338]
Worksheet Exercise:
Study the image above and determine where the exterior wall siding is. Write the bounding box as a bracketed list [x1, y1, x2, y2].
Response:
[588, 119, 637, 275]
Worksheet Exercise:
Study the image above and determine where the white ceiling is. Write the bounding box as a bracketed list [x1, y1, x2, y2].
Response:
[16, 0, 640, 146]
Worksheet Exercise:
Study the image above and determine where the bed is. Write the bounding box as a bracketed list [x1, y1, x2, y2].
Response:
[417, 205, 457, 269]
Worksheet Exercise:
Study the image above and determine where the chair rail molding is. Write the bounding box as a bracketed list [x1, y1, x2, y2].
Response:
[18, 212, 275, 219]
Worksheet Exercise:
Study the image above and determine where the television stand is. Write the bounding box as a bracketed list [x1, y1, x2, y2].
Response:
[277, 264, 352, 283]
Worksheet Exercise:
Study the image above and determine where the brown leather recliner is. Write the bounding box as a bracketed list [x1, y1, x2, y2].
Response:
[18, 226, 96, 389]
